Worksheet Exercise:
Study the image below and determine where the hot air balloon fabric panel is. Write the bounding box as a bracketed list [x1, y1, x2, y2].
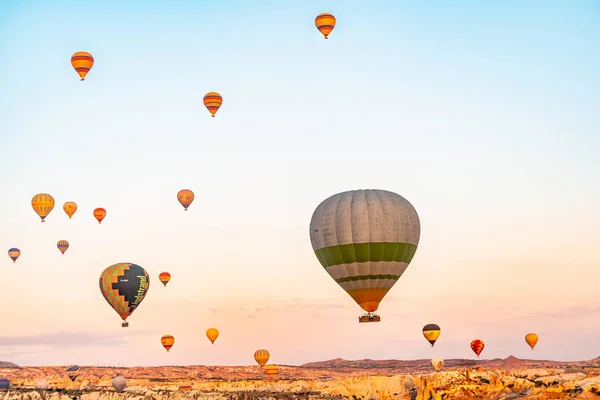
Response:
[71, 52, 94, 80]
[57, 240, 69, 254]
[99, 263, 150, 320]
[8, 248, 20, 262]
[32, 193, 55, 222]
[315, 13, 336, 38]
[254, 349, 270, 367]
[310, 190, 420, 313]
[203, 92, 222, 117]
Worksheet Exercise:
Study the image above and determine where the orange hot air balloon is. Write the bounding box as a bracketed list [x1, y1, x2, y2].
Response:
[94, 208, 106, 224]
[525, 333, 539, 350]
[159, 272, 171, 287]
[63, 201, 78, 218]
[254, 349, 270, 367]
[206, 328, 219, 344]
[203, 92, 222, 117]
[264, 365, 277, 379]
[471, 339, 485, 358]
[71, 51, 94, 81]
[57, 240, 69, 255]
[161, 334, 175, 352]
[315, 13, 336, 39]
[31, 193, 55, 222]
[177, 189, 194, 211]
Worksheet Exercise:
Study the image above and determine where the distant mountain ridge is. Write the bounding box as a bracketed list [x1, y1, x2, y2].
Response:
[0, 361, 19, 368]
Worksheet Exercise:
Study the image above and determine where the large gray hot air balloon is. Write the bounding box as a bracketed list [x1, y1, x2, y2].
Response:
[309, 189, 421, 323]
[112, 376, 127, 392]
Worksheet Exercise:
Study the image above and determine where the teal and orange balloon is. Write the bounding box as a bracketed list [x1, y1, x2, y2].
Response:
[8, 248, 20, 263]
[99, 262, 150, 327]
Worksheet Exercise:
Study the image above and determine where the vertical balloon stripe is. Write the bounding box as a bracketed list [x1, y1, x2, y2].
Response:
[31, 193, 55, 221]
[254, 349, 270, 367]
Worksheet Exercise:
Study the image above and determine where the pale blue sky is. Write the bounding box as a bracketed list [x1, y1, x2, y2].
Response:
[0, 0, 599, 367]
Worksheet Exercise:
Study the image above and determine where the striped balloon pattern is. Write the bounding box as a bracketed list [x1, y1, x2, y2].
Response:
[203, 92, 223, 117]
[471, 339, 485, 357]
[63, 201, 78, 218]
[94, 207, 107, 224]
[57, 240, 69, 255]
[161, 334, 175, 352]
[310, 189, 420, 314]
[159, 272, 171, 286]
[422, 323, 441, 347]
[264, 365, 277, 378]
[315, 13, 336, 39]
[254, 349, 270, 367]
[71, 51, 94, 81]
[8, 248, 20, 263]
[31, 193, 55, 222]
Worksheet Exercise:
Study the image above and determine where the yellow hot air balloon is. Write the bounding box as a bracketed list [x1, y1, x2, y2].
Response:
[431, 358, 444, 371]
[310, 189, 420, 323]
[177, 189, 195, 211]
[423, 324, 441, 347]
[161, 334, 175, 352]
[63, 202, 78, 218]
[203, 92, 222, 117]
[254, 349, 270, 367]
[264, 365, 277, 379]
[206, 328, 219, 344]
[31, 193, 55, 222]
[525, 333, 539, 350]
[57, 240, 69, 255]
[71, 51, 94, 81]
[315, 13, 336, 39]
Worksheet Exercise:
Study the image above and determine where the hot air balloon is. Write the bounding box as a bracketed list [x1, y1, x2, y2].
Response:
[57, 240, 69, 255]
[66, 365, 80, 382]
[34, 379, 49, 390]
[179, 386, 192, 391]
[423, 324, 441, 347]
[161, 334, 175, 352]
[203, 92, 222, 117]
[112, 376, 127, 392]
[254, 349, 270, 367]
[32, 193, 55, 222]
[309, 189, 420, 323]
[431, 358, 444, 371]
[177, 189, 194, 211]
[93, 208, 106, 224]
[0, 378, 10, 389]
[159, 272, 171, 287]
[63, 202, 78, 219]
[8, 248, 20, 263]
[206, 328, 219, 344]
[315, 13, 336, 39]
[264, 365, 277, 379]
[71, 51, 94, 81]
[525, 333, 539, 350]
[99, 262, 150, 327]
[471, 339, 484, 358]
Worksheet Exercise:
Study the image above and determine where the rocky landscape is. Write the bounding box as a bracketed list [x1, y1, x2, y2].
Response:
[2, 356, 600, 399]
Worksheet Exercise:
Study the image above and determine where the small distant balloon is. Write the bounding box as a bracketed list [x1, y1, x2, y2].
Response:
[525, 333, 539, 350]
[254, 349, 270, 367]
[65, 365, 80, 382]
[112, 376, 127, 392]
[431, 358, 444, 371]
[0, 378, 10, 389]
[57, 240, 69, 255]
[177, 189, 194, 211]
[34, 379, 49, 390]
[315, 13, 336, 39]
[63, 202, 78, 219]
[471, 339, 484, 358]
[206, 328, 219, 344]
[159, 272, 171, 287]
[8, 248, 20, 263]
[264, 365, 277, 379]
[203, 92, 222, 117]
[71, 51, 94, 81]
[161, 334, 175, 352]
[94, 208, 106, 224]
[31, 193, 55, 222]
[422, 324, 441, 347]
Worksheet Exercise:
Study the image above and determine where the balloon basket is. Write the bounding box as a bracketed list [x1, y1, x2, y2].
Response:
[359, 313, 381, 323]
[122, 322, 129, 328]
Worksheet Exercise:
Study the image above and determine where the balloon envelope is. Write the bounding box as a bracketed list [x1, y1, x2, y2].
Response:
[315, 13, 336, 39]
[309, 189, 420, 315]
[161, 334, 175, 352]
[525, 333, 539, 350]
[31, 193, 55, 222]
[431, 358, 444, 371]
[159, 272, 171, 286]
[423, 324, 441, 346]
[254, 349, 270, 367]
[203, 92, 222, 117]
[94, 208, 106, 224]
[112, 376, 127, 392]
[63, 202, 78, 218]
[8, 248, 20, 263]
[206, 328, 219, 344]
[264, 365, 277, 378]
[177, 189, 194, 210]
[71, 51, 94, 81]
[471, 339, 485, 357]
[99, 263, 150, 327]
[34, 379, 49, 390]
[0, 378, 10, 389]
[57, 240, 69, 255]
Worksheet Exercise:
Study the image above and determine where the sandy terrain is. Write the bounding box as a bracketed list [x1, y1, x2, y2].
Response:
[2, 356, 600, 399]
